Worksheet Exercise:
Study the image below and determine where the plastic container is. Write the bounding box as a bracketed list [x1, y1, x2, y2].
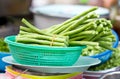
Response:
[30, 4, 109, 29]
[4, 35, 86, 66]
[5, 66, 82, 79]
[89, 30, 119, 63]
[2, 56, 101, 73]
[0, 52, 11, 72]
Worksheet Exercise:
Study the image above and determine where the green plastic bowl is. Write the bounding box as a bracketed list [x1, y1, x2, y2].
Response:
[4, 35, 86, 66]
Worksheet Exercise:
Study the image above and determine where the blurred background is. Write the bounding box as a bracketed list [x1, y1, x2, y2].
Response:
[0, 0, 119, 38]
[0, 0, 120, 76]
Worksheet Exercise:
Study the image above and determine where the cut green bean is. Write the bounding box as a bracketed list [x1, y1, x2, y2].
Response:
[52, 20, 75, 34]
[70, 35, 88, 41]
[69, 41, 99, 46]
[99, 37, 113, 42]
[99, 41, 117, 51]
[70, 30, 97, 38]
[22, 18, 52, 36]
[91, 31, 106, 41]
[17, 34, 67, 43]
[20, 26, 34, 32]
[62, 22, 95, 36]
[60, 13, 99, 34]
[50, 7, 98, 33]
[16, 37, 67, 47]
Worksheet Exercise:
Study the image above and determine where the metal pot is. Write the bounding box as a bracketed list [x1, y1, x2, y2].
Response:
[30, 4, 109, 29]
[99, 71, 120, 79]
[83, 67, 119, 79]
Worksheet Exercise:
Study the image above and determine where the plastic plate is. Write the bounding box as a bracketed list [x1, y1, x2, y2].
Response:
[2, 56, 100, 73]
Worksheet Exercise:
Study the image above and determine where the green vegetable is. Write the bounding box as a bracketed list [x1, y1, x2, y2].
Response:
[61, 22, 95, 36]
[20, 26, 34, 33]
[22, 18, 51, 36]
[89, 46, 120, 71]
[16, 37, 67, 47]
[69, 41, 99, 46]
[17, 19, 69, 47]
[0, 38, 9, 52]
[60, 13, 99, 34]
[49, 7, 98, 33]
[70, 30, 97, 38]
[17, 33, 68, 44]
[15, 7, 117, 56]
[51, 21, 75, 34]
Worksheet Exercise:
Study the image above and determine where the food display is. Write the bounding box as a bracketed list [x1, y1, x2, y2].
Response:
[1, 6, 119, 79]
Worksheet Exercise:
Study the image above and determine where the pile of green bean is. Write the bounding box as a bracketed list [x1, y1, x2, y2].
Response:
[0, 38, 9, 52]
[88, 46, 120, 71]
[16, 19, 69, 47]
[16, 7, 117, 56]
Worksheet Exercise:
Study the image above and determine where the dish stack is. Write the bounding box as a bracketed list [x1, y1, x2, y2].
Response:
[1, 35, 101, 79]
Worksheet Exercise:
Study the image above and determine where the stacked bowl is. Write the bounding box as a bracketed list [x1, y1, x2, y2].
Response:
[3, 29, 118, 78]
[4, 35, 86, 66]
[2, 35, 101, 79]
